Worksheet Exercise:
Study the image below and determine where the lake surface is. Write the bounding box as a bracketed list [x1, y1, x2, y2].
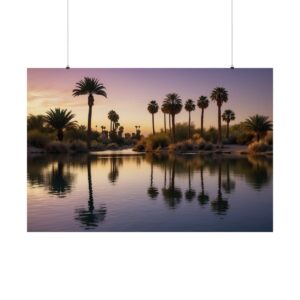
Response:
[27, 153, 273, 232]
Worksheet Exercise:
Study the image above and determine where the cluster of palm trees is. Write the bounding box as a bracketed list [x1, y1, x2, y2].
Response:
[107, 110, 120, 131]
[28, 76, 273, 151]
[147, 87, 236, 146]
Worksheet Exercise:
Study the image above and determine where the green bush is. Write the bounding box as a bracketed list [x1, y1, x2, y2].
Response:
[27, 130, 51, 148]
[133, 140, 146, 152]
[70, 140, 88, 153]
[174, 123, 196, 141]
[46, 141, 69, 153]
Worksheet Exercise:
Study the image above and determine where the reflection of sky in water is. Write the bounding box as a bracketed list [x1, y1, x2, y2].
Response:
[27, 155, 273, 232]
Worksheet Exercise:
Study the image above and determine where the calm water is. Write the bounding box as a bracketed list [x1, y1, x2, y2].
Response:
[27, 153, 273, 232]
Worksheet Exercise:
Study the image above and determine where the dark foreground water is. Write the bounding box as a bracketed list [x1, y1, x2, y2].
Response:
[27, 153, 273, 232]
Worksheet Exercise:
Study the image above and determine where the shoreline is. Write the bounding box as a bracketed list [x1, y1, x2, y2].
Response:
[28, 144, 272, 158]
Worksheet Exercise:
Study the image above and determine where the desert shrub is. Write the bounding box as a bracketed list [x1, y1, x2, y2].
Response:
[168, 143, 176, 152]
[132, 139, 146, 152]
[146, 133, 170, 150]
[124, 138, 133, 145]
[248, 141, 270, 154]
[65, 126, 87, 141]
[203, 127, 218, 143]
[46, 141, 69, 153]
[192, 133, 201, 141]
[90, 141, 105, 151]
[27, 130, 51, 148]
[194, 138, 206, 150]
[264, 132, 273, 145]
[174, 123, 196, 141]
[70, 140, 88, 153]
[106, 143, 119, 150]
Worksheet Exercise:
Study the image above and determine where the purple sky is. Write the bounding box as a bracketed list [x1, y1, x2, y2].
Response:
[28, 68, 273, 135]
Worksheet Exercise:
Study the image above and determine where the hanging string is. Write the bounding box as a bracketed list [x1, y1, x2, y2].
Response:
[66, 0, 70, 69]
[230, 0, 234, 69]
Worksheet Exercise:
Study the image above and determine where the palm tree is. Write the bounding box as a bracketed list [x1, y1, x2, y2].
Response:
[108, 110, 116, 131]
[197, 96, 209, 137]
[161, 104, 168, 133]
[147, 100, 159, 135]
[244, 115, 273, 141]
[44, 108, 77, 141]
[184, 99, 196, 139]
[163, 93, 183, 142]
[100, 125, 106, 132]
[210, 87, 229, 147]
[222, 109, 236, 138]
[72, 77, 107, 149]
[111, 113, 119, 131]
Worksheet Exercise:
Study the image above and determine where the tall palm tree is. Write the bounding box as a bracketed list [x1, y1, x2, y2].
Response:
[44, 108, 77, 141]
[72, 77, 107, 149]
[197, 96, 209, 137]
[210, 87, 229, 147]
[108, 110, 116, 131]
[184, 99, 196, 139]
[111, 113, 120, 131]
[147, 100, 159, 135]
[163, 93, 183, 142]
[222, 109, 236, 138]
[161, 104, 168, 133]
[244, 115, 273, 141]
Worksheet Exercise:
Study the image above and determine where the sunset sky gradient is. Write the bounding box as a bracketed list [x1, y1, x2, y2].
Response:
[28, 68, 272, 135]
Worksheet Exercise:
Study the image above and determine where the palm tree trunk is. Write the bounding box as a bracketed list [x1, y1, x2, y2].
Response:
[226, 121, 229, 138]
[87, 105, 92, 149]
[57, 129, 63, 141]
[201, 108, 204, 137]
[169, 114, 171, 133]
[188, 111, 191, 139]
[152, 114, 155, 135]
[164, 113, 166, 133]
[172, 114, 176, 142]
[257, 133, 260, 142]
[218, 105, 222, 147]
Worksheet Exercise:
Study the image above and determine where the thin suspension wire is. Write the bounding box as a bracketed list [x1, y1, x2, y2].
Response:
[230, 0, 234, 69]
[66, 0, 70, 69]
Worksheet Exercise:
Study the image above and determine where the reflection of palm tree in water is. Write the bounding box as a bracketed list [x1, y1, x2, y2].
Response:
[211, 161, 229, 215]
[75, 156, 106, 230]
[222, 161, 236, 194]
[198, 165, 209, 206]
[185, 165, 196, 201]
[108, 157, 119, 184]
[162, 160, 182, 209]
[47, 161, 74, 198]
[147, 160, 159, 199]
